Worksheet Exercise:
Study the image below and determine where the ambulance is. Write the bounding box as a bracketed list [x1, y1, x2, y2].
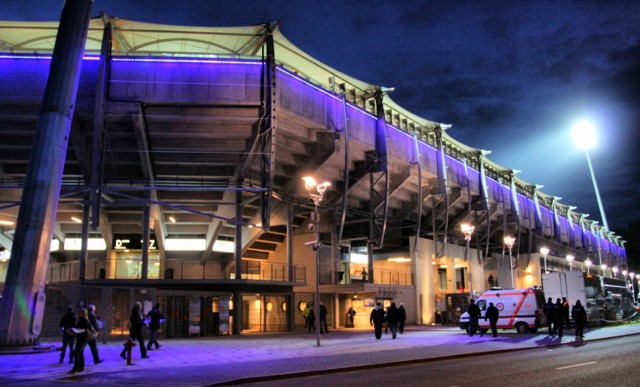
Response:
[459, 287, 546, 334]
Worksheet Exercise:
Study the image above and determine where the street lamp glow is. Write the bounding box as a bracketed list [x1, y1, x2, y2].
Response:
[566, 254, 574, 271]
[585, 258, 592, 274]
[622, 270, 628, 278]
[460, 223, 475, 299]
[612, 266, 619, 278]
[504, 236, 516, 288]
[601, 264, 607, 276]
[540, 247, 550, 274]
[572, 120, 597, 150]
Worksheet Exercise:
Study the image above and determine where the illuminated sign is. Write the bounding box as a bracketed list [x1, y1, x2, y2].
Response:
[113, 234, 157, 250]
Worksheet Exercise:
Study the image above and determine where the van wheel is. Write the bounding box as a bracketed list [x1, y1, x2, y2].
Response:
[515, 322, 529, 334]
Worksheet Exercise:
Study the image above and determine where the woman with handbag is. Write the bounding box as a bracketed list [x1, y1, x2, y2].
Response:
[70, 308, 95, 374]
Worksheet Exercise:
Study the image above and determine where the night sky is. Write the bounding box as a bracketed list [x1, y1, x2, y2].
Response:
[5, 1, 640, 230]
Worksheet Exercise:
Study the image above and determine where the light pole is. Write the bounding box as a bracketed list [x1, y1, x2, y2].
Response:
[540, 247, 550, 275]
[612, 266, 619, 279]
[461, 223, 475, 300]
[636, 274, 640, 303]
[504, 236, 516, 288]
[601, 264, 607, 277]
[585, 258, 592, 274]
[566, 254, 574, 271]
[572, 120, 609, 230]
[302, 176, 331, 348]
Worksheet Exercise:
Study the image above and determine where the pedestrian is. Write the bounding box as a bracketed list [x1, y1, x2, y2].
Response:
[467, 299, 482, 337]
[319, 301, 328, 333]
[397, 303, 406, 334]
[69, 308, 95, 374]
[347, 306, 356, 328]
[86, 304, 103, 364]
[120, 301, 149, 360]
[385, 302, 399, 339]
[146, 303, 166, 350]
[307, 307, 316, 332]
[562, 297, 571, 330]
[59, 305, 76, 364]
[572, 300, 588, 339]
[488, 274, 494, 289]
[553, 298, 564, 337]
[369, 302, 386, 339]
[485, 302, 499, 337]
[361, 268, 368, 282]
[303, 303, 311, 329]
[543, 297, 555, 335]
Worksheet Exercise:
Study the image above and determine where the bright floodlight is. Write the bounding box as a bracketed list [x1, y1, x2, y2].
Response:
[572, 120, 597, 150]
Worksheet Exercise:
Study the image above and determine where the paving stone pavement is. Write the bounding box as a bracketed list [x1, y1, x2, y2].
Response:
[1, 323, 639, 386]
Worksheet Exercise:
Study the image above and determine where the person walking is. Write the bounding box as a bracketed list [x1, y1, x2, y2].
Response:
[86, 304, 103, 364]
[69, 308, 95, 374]
[385, 302, 399, 339]
[397, 303, 407, 334]
[146, 303, 166, 350]
[543, 297, 555, 335]
[369, 302, 386, 340]
[467, 299, 482, 337]
[347, 306, 356, 328]
[562, 297, 571, 330]
[59, 305, 77, 364]
[319, 301, 329, 333]
[307, 307, 316, 332]
[485, 302, 500, 337]
[303, 304, 311, 330]
[553, 298, 564, 337]
[487, 274, 494, 289]
[572, 300, 588, 339]
[120, 301, 149, 360]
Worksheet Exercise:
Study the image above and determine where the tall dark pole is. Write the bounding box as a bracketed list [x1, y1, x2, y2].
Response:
[0, 0, 93, 346]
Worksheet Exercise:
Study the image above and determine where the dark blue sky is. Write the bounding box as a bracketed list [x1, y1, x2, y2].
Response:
[5, 0, 640, 230]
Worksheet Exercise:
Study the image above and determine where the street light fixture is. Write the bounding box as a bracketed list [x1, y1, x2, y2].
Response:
[504, 236, 516, 288]
[540, 247, 550, 274]
[461, 223, 475, 300]
[572, 120, 609, 230]
[612, 266, 619, 278]
[566, 255, 574, 271]
[585, 258, 592, 274]
[601, 264, 607, 277]
[302, 176, 331, 348]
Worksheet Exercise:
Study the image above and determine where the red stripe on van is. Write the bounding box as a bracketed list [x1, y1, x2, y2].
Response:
[507, 288, 531, 327]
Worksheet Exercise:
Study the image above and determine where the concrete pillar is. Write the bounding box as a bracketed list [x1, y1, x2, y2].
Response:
[446, 257, 456, 293]
[0, 0, 93, 346]
[413, 237, 435, 325]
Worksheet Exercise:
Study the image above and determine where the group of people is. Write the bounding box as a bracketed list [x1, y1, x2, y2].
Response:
[369, 302, 406, 339]
[543, 297, 588, 339]
[466, 299, 501, 337]
[303, 301, 329, 333]
[59, 304, 103, 374]
[60, 301, 166, 373]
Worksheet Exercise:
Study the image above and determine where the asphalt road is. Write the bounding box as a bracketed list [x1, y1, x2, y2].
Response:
[241, 335, 640, 387]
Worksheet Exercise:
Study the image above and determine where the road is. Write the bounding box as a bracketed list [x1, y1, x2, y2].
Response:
[241, 335, 640, 386]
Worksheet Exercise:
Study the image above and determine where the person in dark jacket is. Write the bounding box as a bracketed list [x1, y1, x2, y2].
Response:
[572, 300, 588, 339]
[319, 301, 328, 333]
[69, 309, 94, 374]
[369, 303, 386, 339]
[397, 303, 407, 334]
[562, 297, 571, 330]
[553, 298, 564, 337]
[485, 302, 500, 337]
[146, 303, 166, 350]
[467, 299, 482, 337]
[347, 306, 356, 328]
[120, 301, 149, 359]
[543, 297, 555, 335]
[59, 305, 77, 364]
[307, 307, 316, 332]
[385, 302, 399, 339]
[86, 304, 103, 364]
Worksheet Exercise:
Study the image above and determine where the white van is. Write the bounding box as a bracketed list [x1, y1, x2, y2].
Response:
[459, 287, 546, 334]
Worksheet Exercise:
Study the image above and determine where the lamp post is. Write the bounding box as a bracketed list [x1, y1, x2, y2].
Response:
[540, 247, 550, 275]
[601, 264, 607, 277]
[612, 266, 619, 279]
[302, 176, 331, 348]
[566, 254, 574, 271]
[461, 223, 475, 300]
[636, 274, 640, 303]
[504, 236, 516, 288]
[585, 258, 592, 274]
[572, 120, 609, 230]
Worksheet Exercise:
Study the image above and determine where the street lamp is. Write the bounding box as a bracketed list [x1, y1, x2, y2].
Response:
[612, 266, 619, 278]
[622, 270, 628, 279]
[566, 254, 574, 271]
[572, 120, 609, 230]
[540, 247, 550, 274]
[461, 223, 475, 300]
[601, 264, 607, 277]
[302, 176, 331, 348]
[504, 236, 516, 288]
[585, 258, 592, 274]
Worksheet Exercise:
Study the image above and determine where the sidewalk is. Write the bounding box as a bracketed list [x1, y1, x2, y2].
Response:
[1, 323, 639, 386]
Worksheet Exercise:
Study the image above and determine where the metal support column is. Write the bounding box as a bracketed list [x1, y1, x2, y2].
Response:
[369, 90, 390, 250]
